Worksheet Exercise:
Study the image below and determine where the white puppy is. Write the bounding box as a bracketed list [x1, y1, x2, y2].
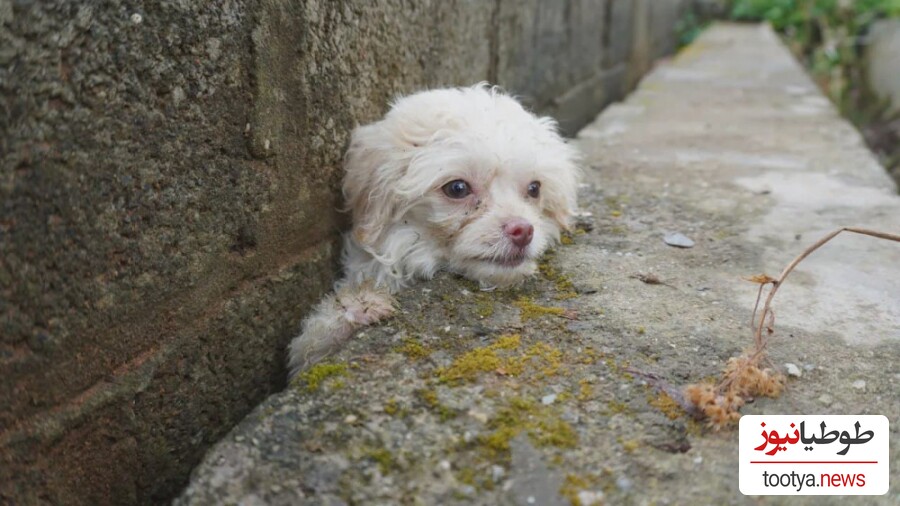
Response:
[288, 84, 580, 377]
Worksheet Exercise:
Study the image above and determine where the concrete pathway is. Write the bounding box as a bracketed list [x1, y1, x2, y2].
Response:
[176, 24, 900, 505]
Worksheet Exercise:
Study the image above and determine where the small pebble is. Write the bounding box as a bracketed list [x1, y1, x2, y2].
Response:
[852, 380, 866, 391]
[459, 485, 476, 497]
[130, 12, 142, 24]
[784, 363, 802, 378]
[270, 485, 282, 494]
[344, 414, 358, 424]
[577, 491, 605, 506]
[468, 409, 488, 424]
[234, 435, 245, 442]
[693, 455, 703, 465]
[438, 460, 451, 472]
[527, 496, 536, 504]
[541, 394, 557, 405]
[616, 476, 633, 491]
[818, 394, 833, 406]
[491, 465, 505, 483]
[664, 232, 694, 248]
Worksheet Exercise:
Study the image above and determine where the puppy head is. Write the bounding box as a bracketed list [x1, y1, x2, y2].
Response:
[343, 85, 581, 287]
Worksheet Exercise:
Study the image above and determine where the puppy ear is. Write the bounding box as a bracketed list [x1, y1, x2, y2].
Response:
[342, 122, 410, 250]
[539, 129, 582, 232]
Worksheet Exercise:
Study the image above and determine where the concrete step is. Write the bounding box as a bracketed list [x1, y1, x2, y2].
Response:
[176, 23, 900, 505]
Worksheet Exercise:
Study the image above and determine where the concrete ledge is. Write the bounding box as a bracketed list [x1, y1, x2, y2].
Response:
[176, 23, 900, 505]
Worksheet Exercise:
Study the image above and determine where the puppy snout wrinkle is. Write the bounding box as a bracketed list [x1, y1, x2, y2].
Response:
[503, 219, 534, 248]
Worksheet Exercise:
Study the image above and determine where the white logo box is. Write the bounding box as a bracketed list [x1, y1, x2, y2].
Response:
[739, 415, 889, 495]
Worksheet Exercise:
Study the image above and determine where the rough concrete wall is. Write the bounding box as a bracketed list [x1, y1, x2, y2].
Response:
[0, 0, 689, 504]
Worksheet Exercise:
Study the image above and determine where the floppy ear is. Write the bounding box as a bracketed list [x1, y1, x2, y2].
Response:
[343, 88, 473, 250]
[342, 122, 411, 250]
[538, 125, 582, 232]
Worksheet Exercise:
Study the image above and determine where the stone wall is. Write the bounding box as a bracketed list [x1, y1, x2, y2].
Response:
[0, 1, 690, 504]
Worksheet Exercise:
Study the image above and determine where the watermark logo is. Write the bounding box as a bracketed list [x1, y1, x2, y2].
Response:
[739, 415, 889, 495]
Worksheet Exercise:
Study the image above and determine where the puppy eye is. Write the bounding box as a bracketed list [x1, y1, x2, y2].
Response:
[442, 179, 471, 199]
[527, 181, 541, 198]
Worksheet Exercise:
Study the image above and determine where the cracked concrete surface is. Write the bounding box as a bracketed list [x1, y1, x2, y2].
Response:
[176, 24, 900, 505]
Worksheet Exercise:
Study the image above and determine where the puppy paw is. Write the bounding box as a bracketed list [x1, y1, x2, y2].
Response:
[338, 284, 396, 326]
[287, 284, 396, 378]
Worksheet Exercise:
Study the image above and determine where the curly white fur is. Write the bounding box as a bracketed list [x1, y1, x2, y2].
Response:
[287, 84, 581, 377]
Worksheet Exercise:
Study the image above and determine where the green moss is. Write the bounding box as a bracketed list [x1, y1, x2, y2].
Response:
[647, 392, 687, 420]
[606, 399, 630, 415]
[395, 338, 432, 360]
[537, 251, 578, 299]
[621, 438, 640, 453]
[474, 293, 496, 318]
[560, 474, 593, 506]
[560, 233, 575, 245]
[522, 342, 563, 378]
[492, 334, 521, 350]
[438, 347, 502, 383]
[365, 447, 396, 474]
[436, 334, 522, 383]
[478, 396, 578, 461]
[416, 388, 458, 422]
[294, 363, 348, 392]
[383, 398, 399, 416]
[514, 296, 568, 321]
[456, 466, 477, 486]
[577, 379, 593, 402]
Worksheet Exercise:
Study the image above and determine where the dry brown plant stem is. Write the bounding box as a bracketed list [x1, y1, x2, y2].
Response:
[751, 227, 900, 355]
[685, 227, 900, 428]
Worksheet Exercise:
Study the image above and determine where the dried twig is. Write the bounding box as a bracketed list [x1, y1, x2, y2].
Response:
[751, 227, 900, 351]
[685, 227, 900, 429]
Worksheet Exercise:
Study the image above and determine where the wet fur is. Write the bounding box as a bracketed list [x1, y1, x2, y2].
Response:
[288, 84, 581, 377]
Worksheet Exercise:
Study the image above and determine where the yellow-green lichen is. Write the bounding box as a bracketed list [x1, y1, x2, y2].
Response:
[416, 388, 458, 421]
[478, 397, 577, 461]
[395, 338, 431, 360]
[621, 438, 640, 453]
[474, 293, 496, 318]
[606, 399, 631, 415]
[295, 363, 348, 392]
[365, 447, 396, 474]
[456, 466, 477, 487]
[577, 379, 593, 402]
[647, 392, 687, 421]
[560, 474, 596, 506]
[522, 342, 563, 378]
[436, 334, 522, 383]
[383, 398, 400, 416]
[514, 296, 568, 321]
[537, 252, 578, 299]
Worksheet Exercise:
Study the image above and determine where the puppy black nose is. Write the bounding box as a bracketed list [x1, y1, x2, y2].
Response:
[503, 219, 534, 248]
